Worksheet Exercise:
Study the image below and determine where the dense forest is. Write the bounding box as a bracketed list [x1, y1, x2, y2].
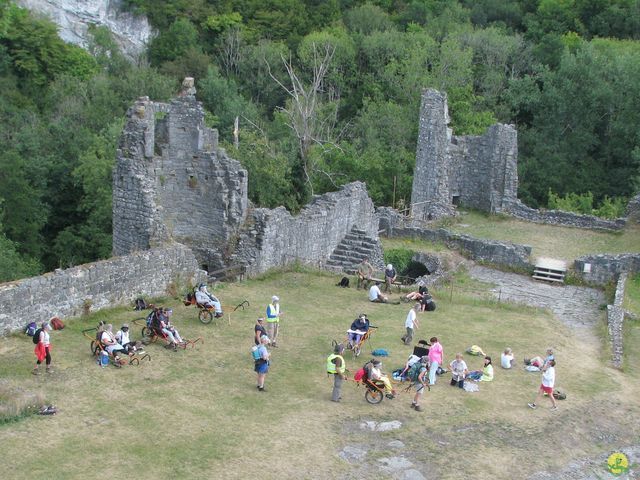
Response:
[1, 0, 639, 281]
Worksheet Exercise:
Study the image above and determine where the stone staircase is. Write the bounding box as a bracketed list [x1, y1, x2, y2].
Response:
[326, 227, 381, 274]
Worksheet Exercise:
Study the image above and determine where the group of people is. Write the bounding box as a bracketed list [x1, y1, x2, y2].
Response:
[251, 296, 283, 391]
[99, 322, 140, 362]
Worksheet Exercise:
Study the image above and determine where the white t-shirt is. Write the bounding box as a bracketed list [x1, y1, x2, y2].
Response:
[369, 285, 381, 301]
[542, 366, 555, 388]
[501, 353, 514, 369]
[405, 309, 417, 328]
[116, 330, 130, 345]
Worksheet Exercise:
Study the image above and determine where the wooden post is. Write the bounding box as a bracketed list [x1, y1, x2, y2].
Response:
[449, 279, 454, 303]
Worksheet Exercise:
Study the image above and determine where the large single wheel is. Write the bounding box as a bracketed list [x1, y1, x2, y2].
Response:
[141, 326, 153, 345]
[90, 340, 99, 356]
[365, 388, 384, 404]
[198, 309, 213, 324]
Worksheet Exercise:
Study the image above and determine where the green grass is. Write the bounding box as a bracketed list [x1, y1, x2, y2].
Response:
[443, 210, 640, 262]
[624, 273, 640, 315]
[0, 269, 637, 479]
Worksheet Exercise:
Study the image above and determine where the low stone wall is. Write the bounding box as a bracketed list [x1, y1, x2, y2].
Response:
[234, 182, 380, 276]
[607, 273, 628, 368]
[504, 200, 626, 231]
[388, 227, 532, 271]
[627, 194, 640, 223]
[574, 253, 640, 286]
[0, 244, 205, 334]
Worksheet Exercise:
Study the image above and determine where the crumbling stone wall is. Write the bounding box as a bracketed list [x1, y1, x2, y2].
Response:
[627, 194, 640, 223]
[410, 89, 627, 231]
[234, 182, 380, 276]
[411, 89, 518, 220]
[574, 253, 640, 286]
[607, 273, 628, 368]
[0, 244, 205, 334]
[113, 78, 248, 272]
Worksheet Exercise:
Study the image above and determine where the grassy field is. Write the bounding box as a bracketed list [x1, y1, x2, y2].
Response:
[624, 274, 640, 315]
[1, 268, 638, 479]
[442, 210, 640, 262]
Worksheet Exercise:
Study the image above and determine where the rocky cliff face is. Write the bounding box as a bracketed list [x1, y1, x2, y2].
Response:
[16, 0, 153, 59]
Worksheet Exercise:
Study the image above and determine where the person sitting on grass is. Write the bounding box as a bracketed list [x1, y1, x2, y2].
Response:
[501, 347, 515, 369]
[466, 356, 494, 382]
[101, 324, 126, 363]
[369, 282, 389, 303]
[115, 324, 137, 355]
[367, 359, 396, 399]
[405, 283, 428, 302]
[347, 313, 370, 349]
[195, 283, 223, 317]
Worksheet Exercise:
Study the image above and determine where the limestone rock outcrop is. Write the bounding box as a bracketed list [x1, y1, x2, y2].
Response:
[16, 0, 153, 59]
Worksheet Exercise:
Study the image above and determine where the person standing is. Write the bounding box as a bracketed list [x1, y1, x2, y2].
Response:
[384, 264, 397, 293]
[410, 356, 429, 412]
[266, 296, 281, 347]
[254, 317, 267, 345]
[356, 257, 374, 290]
[528, 360, 558, 410]
[401, 303, 421, 345]
[255, 335, 271, 392]
[427, 336, 443, 386]
[33, 321, 53, 375]
[327, 344, 347, 402]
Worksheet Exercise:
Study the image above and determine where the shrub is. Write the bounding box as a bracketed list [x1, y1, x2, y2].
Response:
[383, 248, 414, 275]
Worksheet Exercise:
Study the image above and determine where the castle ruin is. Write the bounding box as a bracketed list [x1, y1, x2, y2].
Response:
[411, 89, 519, 220]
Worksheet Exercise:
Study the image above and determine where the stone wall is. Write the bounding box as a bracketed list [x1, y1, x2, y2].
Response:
[234, 182, 380, 276]
[0, 244, 205, 334]
[607, 273, 627, 368]
[113, 79, 248, 272]
[16, 0, 153, 60]
[574, 253, 640, 286]
[410, 89, 519, 220]
[627, 194, 640, 223]
[389, 227, 532, 271]
[505, 200, 626, 231]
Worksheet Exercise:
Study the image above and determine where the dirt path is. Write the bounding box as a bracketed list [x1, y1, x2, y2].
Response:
[469, 265, 605, 331]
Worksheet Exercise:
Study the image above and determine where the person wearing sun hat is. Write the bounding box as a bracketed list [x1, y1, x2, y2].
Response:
[266, 295, 282, 347]
[115, 323, 136, 355]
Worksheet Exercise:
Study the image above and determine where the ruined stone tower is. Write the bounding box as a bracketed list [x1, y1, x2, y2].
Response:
[113, 78, 248, 271]
[411, 89, 519, 220]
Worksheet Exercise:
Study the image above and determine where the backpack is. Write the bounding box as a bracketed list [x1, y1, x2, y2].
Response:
[32, 329, 42, 344]
[337, 277, 350, 288]
[251, 345, 262, 361]
[424, 301, 436, 312]
[50, 317, 65, 330]
[553, 389, 566, 400]
[25, 322, 37, 337]
[353, 367, 366, 382]
[407, 362, 424, 382]
[134, 298, 147, 311]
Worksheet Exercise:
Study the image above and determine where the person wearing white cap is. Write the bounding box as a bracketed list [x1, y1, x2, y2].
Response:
[266, 295, 282, 347]
[384, 264, 397, 293]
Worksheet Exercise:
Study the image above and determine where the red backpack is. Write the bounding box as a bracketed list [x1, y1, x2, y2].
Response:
[50, 317, 65, 330]
[353, 368, 366, 381]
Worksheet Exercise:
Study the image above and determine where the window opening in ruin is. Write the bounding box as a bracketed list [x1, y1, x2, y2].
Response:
[452, 195, 460, 206]
[188, 175, 197, 188]
[201, 264, 209, 272]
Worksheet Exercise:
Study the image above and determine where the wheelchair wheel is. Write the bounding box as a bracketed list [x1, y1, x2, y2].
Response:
[365, 388, 384, 404]
[141, 326, 152, 345]
[198, 309, 213, 324]
[90, 341, 100, 356]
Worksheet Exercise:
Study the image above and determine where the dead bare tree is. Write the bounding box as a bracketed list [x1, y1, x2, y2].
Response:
[266, 42, 342, 195]
[218, 27, 242, 77]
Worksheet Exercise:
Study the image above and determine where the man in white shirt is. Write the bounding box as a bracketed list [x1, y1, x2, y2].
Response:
[368, 282, 388, 303]
[528, 360, 558, 410]
[401, 303, 421, 345]
[115, 323, 136, 354]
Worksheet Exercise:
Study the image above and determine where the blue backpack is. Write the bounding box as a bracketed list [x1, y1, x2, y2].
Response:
[25, 322, 37, 337]
[251, 345, 263, 361]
